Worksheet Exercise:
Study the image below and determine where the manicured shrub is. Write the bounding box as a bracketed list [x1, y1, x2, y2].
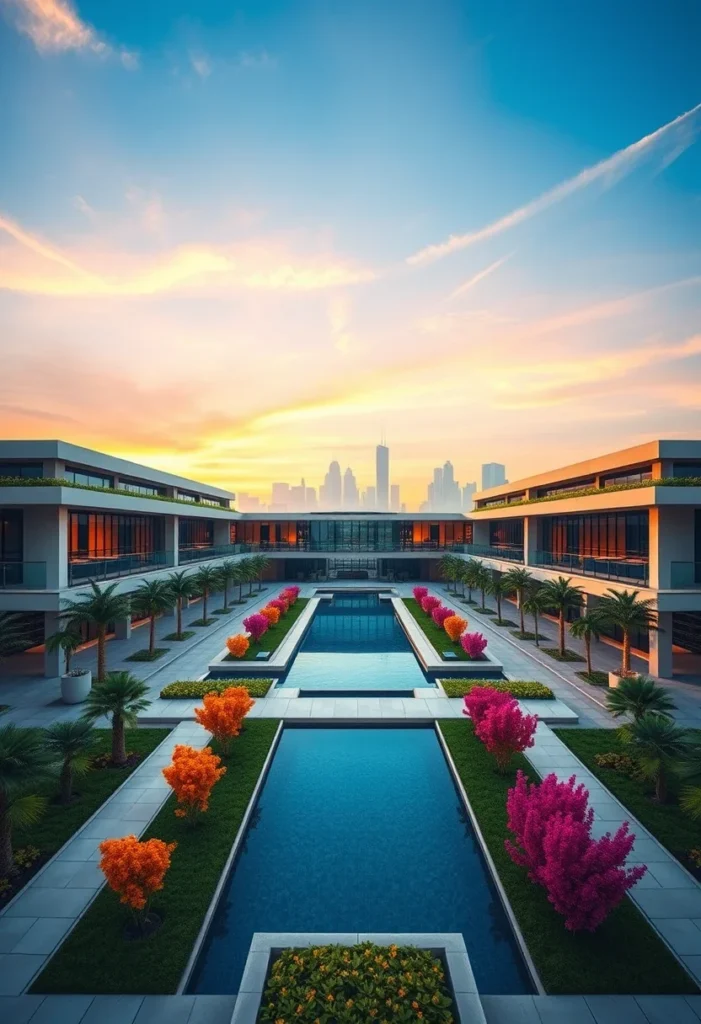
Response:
[462, 686, 515, 728]
[505, 771, 592, 879]
[243, 613, 269, 642]
[443, 679, 554, 699]
[477, 701, 538, 773]
[267, 598, 288, 616]
[99, 834, 176, 931]
[594, 752, 639, 776]
[280, 586, 300, 604]
[421, 594, 441, 615]
[443, 614, 466, 642]
[194, 686, 255, 755]
[431, 605, 454, 628]
[259, 605, 280, 626]
[160, 679, 272, 699]
[162, 745, 226, 821]
[460, 631, 488, 658]
[413, 586, 429, 603]
[225, 634, 250, 658]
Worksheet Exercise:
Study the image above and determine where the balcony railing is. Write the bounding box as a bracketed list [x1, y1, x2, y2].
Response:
[531, 551, 649, 585]
[68, 552, 172, 584]
[181, 542, 473, 558]
[462, 544, 525, 563]
[178, 543, 252, 563]
[670, 562, 701, 589]
[0, 561, 47, 589]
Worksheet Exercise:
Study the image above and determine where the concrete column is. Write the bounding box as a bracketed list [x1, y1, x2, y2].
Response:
[523, 515, 538, 566]
[650, 506, 695, 590]
[472, 520, 490, 548]
[114, 616, 132, 640]
[213, 520, 231, 548]
[44, 611, 62, 678]
[648, 611, 674, 679]
[164, 515, 179, 568]
[43, 459, 65, 479]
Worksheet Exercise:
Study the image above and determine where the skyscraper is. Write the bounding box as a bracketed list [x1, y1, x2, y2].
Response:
[442, 461, 460, 510]
[343, 467, 359, 509]
[323, 461, 342, 508]
[432, 467, 443, 510]
[481, 463, 507, 490]
[462, 481, 477, 511]
[363, 485, 376, 509]
[271, 482, 290, 510]
[376, 443, 389, 511]
[289, 478, 306, 509]
[390, 483, 400, 512]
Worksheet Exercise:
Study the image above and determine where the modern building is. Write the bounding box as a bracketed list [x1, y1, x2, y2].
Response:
[462, 481, 477, 512]
[481, 462, 507, 490]
[427, 462, 462, 512]
[343, 468, 359, 509]
[469, 441, 701, 679]
[376, 444, 390, 511]
[390, 484, 400, 512]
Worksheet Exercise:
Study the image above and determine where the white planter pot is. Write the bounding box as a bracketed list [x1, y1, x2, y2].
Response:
[608, 670, 636, 689]
[61, 670, 92, 704]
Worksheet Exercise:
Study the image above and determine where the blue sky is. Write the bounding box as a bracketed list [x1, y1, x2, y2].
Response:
[0, 0, 699, 503]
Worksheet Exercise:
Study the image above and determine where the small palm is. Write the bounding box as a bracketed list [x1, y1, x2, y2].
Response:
[45, 720, 95, 802]
[82, 672, 151, 724]
[607, 676, 677, 722]
[0, 724, 56, 873]
[623, 713, 688, 802]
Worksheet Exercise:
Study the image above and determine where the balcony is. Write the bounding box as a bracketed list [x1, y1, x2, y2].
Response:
[178, 543, 251, 563]
[463, 543, 525, 563]
[0, 561, 47, 589]
[670, 562, 701, 589]
[68, 552, 172, 585]
[531, 551, 649, 585]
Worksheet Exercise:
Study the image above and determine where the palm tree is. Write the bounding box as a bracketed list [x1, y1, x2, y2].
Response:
[606, 675, 677, 724]
[231, 561, 247, 603]
[541, 576, 584, 656]
[167, 570, 193, 638]
[679, 742, 701, 821]
[569, 608, 607, 679]
[0, 724, 56, 876]
[439, 554, 460, 593]
[0, 612, 32, 660]
[461, 559, 480, 604]
[219, 560, 238, 610]
[81, 672, 151, 766]
[488, 572, 512, 623]
[239, 557, 257, 596]
[623, 713, 688, 803]
[45, 719, 95, 804]
[597, 589, 659, 675]
[502, 567, 533, 635]
[251, 554, 270, 592]
[523, 584, 551, 647]
[131, 579, 173, 655]
[62, 581, 131, 683]
[471, 561, 492, 610]
[45, 623, 82, 675]
[192, 564, 220, 623]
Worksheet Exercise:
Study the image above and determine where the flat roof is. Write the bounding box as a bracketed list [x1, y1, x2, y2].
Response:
[0, 440, 235, 500]
[239, 512, 468, 521]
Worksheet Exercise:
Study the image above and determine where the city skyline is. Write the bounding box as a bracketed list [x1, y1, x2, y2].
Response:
[0, 1, 699, 506]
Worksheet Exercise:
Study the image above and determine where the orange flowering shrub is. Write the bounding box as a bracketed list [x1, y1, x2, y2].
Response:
[194, 686, 255, 755]
[162, 743, 226, 820]
[260, 604, 281, 626]
[226, 634, 250, 658]
[99, 834, 176, 927]
[444, 614, 467, 643]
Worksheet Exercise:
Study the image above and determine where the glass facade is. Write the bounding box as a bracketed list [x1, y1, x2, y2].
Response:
[64, 466, 114, 489]
[673, 462, 701, 478]
[489, 519, 524, 551]
[117, 479, 166, 497]
[69, 511, 164, 561]
[600, 466, 652, 488]
[0, 462, 43, 479]
[179, 518, 214, 549]
[232, 519, 471, 551]
[537, 478, 595, 498]
[540, 511, 648, 562]
[1, 508, 23, 561]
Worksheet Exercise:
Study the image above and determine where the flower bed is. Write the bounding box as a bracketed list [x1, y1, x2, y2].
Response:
[438, 721, 697, 994]
[441, 679, 554, 699]
[554, 728, 701, 880]
[160, 678, 273, 699]
[223, 597, 309, 660]
[258, 943, 455, 1023]
[32, 719, 279, 995]
[403, 599, 480, 661]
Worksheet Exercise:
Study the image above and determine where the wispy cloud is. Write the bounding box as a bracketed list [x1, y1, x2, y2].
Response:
[1, 0, 138, 68]
[189, 52, 211, 78]
[407, 102, 701, 266]
[236, 50, 277, 70]
[449, 253, 513, 300]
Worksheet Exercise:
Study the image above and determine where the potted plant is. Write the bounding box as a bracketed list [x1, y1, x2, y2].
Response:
[47, 625, 91, 704]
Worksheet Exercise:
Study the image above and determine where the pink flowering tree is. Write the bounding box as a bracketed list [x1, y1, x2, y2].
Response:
[505, 771, 592, 880]
[460, 632, 488, 659]
[268, 598, 288, 616]
[413, 586, 428, 603]
[243, 613, 269, 642]
[421, 595, 442, 615]
[281, 586, 300, 604]
[432, 606, 454, 628]
[462, 687, 514, 728]
[476, 702, 538, 773]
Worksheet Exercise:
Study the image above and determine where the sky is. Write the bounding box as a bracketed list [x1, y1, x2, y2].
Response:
[0, 0, 700, 507]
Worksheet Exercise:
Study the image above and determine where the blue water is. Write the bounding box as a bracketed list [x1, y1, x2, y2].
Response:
[279, 592, 434, 690]
[188, 727, 533, 996]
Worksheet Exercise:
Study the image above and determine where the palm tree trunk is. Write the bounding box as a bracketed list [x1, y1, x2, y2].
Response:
[0, 800, 15, 877]
[519, 592, 525, 635]
[149, 615, 155, 655]
[497, 594, 502, 621]
[534, 610, 540, 647]
[559, 611, 565, 656]
[112, 713, 126, 766]
[97, 625, 106, 682]
[481, 587, 486, 609]
[656, 769, 667, 803]
[203, 588, 208, 622]
[177, 597, 183, 638]
[623, 631, 631, 673]
[60, 760, 73, 804]
[585, 635, 592, 677]
[223, 580, 229, 609]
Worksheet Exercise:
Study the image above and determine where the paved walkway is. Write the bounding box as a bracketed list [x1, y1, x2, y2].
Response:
[0, 721, 207, 997]
[525, 722, 701, 990]
[482, 994, 701, 1024]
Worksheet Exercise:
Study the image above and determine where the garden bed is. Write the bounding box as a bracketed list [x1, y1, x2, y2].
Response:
[438, 721, 697, 994]
[575, 670, 609, 687]
[224, 598, 309, 660]
[510, 630, 548, 642]
[32, 718, 280, 995]
[126, 647, 168, 662]
[402, 599, 480, 662]
[554, 728, 701, 880]
[542, 647, 585, 663]
[440, 679, 554, 699]
[163, 631, 195, 642]
[160, 678, 274, 699]
[2, 728, 169, 905]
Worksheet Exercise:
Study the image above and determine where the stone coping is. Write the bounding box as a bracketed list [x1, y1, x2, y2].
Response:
[392, 597, 504, 675]
[207, 598, 320, 675]
[231, 932, 486, 1024]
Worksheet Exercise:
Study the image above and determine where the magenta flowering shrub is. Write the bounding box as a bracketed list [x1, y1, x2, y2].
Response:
[505, 770, 647, 931]
[280, 586, 300, 604]
[413, 586, 429, 603]
[242, 613, 269, 642]
[268, 599, 288, 616]
[421, 595, 441, 615]
[462, 687, 514, 728]
[432, 606, 454, 628]
[460, 631, 488, 659]
[477, 702, 538, 773]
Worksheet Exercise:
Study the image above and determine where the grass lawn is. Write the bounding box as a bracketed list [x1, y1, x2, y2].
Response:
[493, 618, 517, 627]
[472, 606, 496, 615]
[163, 631, 195, 642]
[439, 721, 697, 995]
[32, 718, 280, 995]
[575, 670, 609, 687]
[542, 647, 585, 663]
[554, 728, 701, 878]
[402, 599, 475, 661]
[126, 647, 168, 662]
[225, 598, 309, 660]
[510, 630, 548, 642]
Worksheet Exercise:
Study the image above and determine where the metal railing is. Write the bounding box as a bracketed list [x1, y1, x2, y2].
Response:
[462, 544, 525, 563]
[68, 552, 172, 584]
[531, 551, 649, 585]
[178, 543, 251, 563]
[670, 562, 701, 589]
[0, 561, 47, 589]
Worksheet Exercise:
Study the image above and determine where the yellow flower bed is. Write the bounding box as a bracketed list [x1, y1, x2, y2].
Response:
[441, 679, 553, 699]
[159, 679, 273, 699]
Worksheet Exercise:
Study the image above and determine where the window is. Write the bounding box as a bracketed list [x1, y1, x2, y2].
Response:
[490, 519, 524, 549]
[179, 519, 213, 549]
[600, 466, 652, 488]
[1, 509, 23, 560]
[537, 478, 595, 498]
[672, 463, 701, 478]
[69, 512, 163, 560]
[64, 466, 114, 489]
[541, 512, 649, 560]
[117, 479, 166, 497]
[0, 463, 43, 479]
[176, 491, 198, 502]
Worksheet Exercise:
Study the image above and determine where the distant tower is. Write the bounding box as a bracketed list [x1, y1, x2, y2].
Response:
[343, 467, 359, 509]
[376, 442, 389, 511]
[462, 481, 477, 512]
[390, 483, 400, 512]
[363, 485, 376, 510]
[481, 463, 507, 490]
[432, 467, 443, 511]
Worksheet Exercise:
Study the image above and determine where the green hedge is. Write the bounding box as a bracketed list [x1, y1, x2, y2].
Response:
[439, 721, 697, 994]
[471, 476, 701, 513]
[32, 719, 279, 995]
[224, 598, 309, 660]
[0, 475, 236, 511]
[160, 678, 273, 699]
[441, 679, 554, 699]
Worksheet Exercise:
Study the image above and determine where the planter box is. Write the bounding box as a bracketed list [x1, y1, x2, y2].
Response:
[608, 671, 637, 689]
[61, 669, 92, 704]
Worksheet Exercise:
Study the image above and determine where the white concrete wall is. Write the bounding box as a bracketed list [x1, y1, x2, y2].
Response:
[650, 505, 696, 589]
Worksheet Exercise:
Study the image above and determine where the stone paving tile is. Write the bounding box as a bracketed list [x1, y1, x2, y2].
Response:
[635, 995, 701, 1024]
[29, 995, 95, 1023]
[5, 887, 95, 920]
[532, 995, 595, 1023]
[11, 917, 74, 955]
[133, 995, 196, 1024]
[583, 996, 648, 1023]
[653, 919, 701, 955]
[480, 994, 541, 1024]
[684, 959, 701, 988]
[80, 995, 144, 1024]
[685, 996, 701, 1020]
[0, 954, 47, 996]
[0, 995, 46, 1024]
[646, 861, 699, 889]
[634, 889, 701, 919]
[0, 919, 36, 954]
[187, 995, 238, 1024]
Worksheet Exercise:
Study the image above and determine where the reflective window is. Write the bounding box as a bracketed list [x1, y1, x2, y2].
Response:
[0, 463, 43, 479]
[69, 512, 163, 559]
[117, 479, 166, 497]
[179, 519, 214, 548]
[600, 466, 652, 488]
[64, 466, 114, 489]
